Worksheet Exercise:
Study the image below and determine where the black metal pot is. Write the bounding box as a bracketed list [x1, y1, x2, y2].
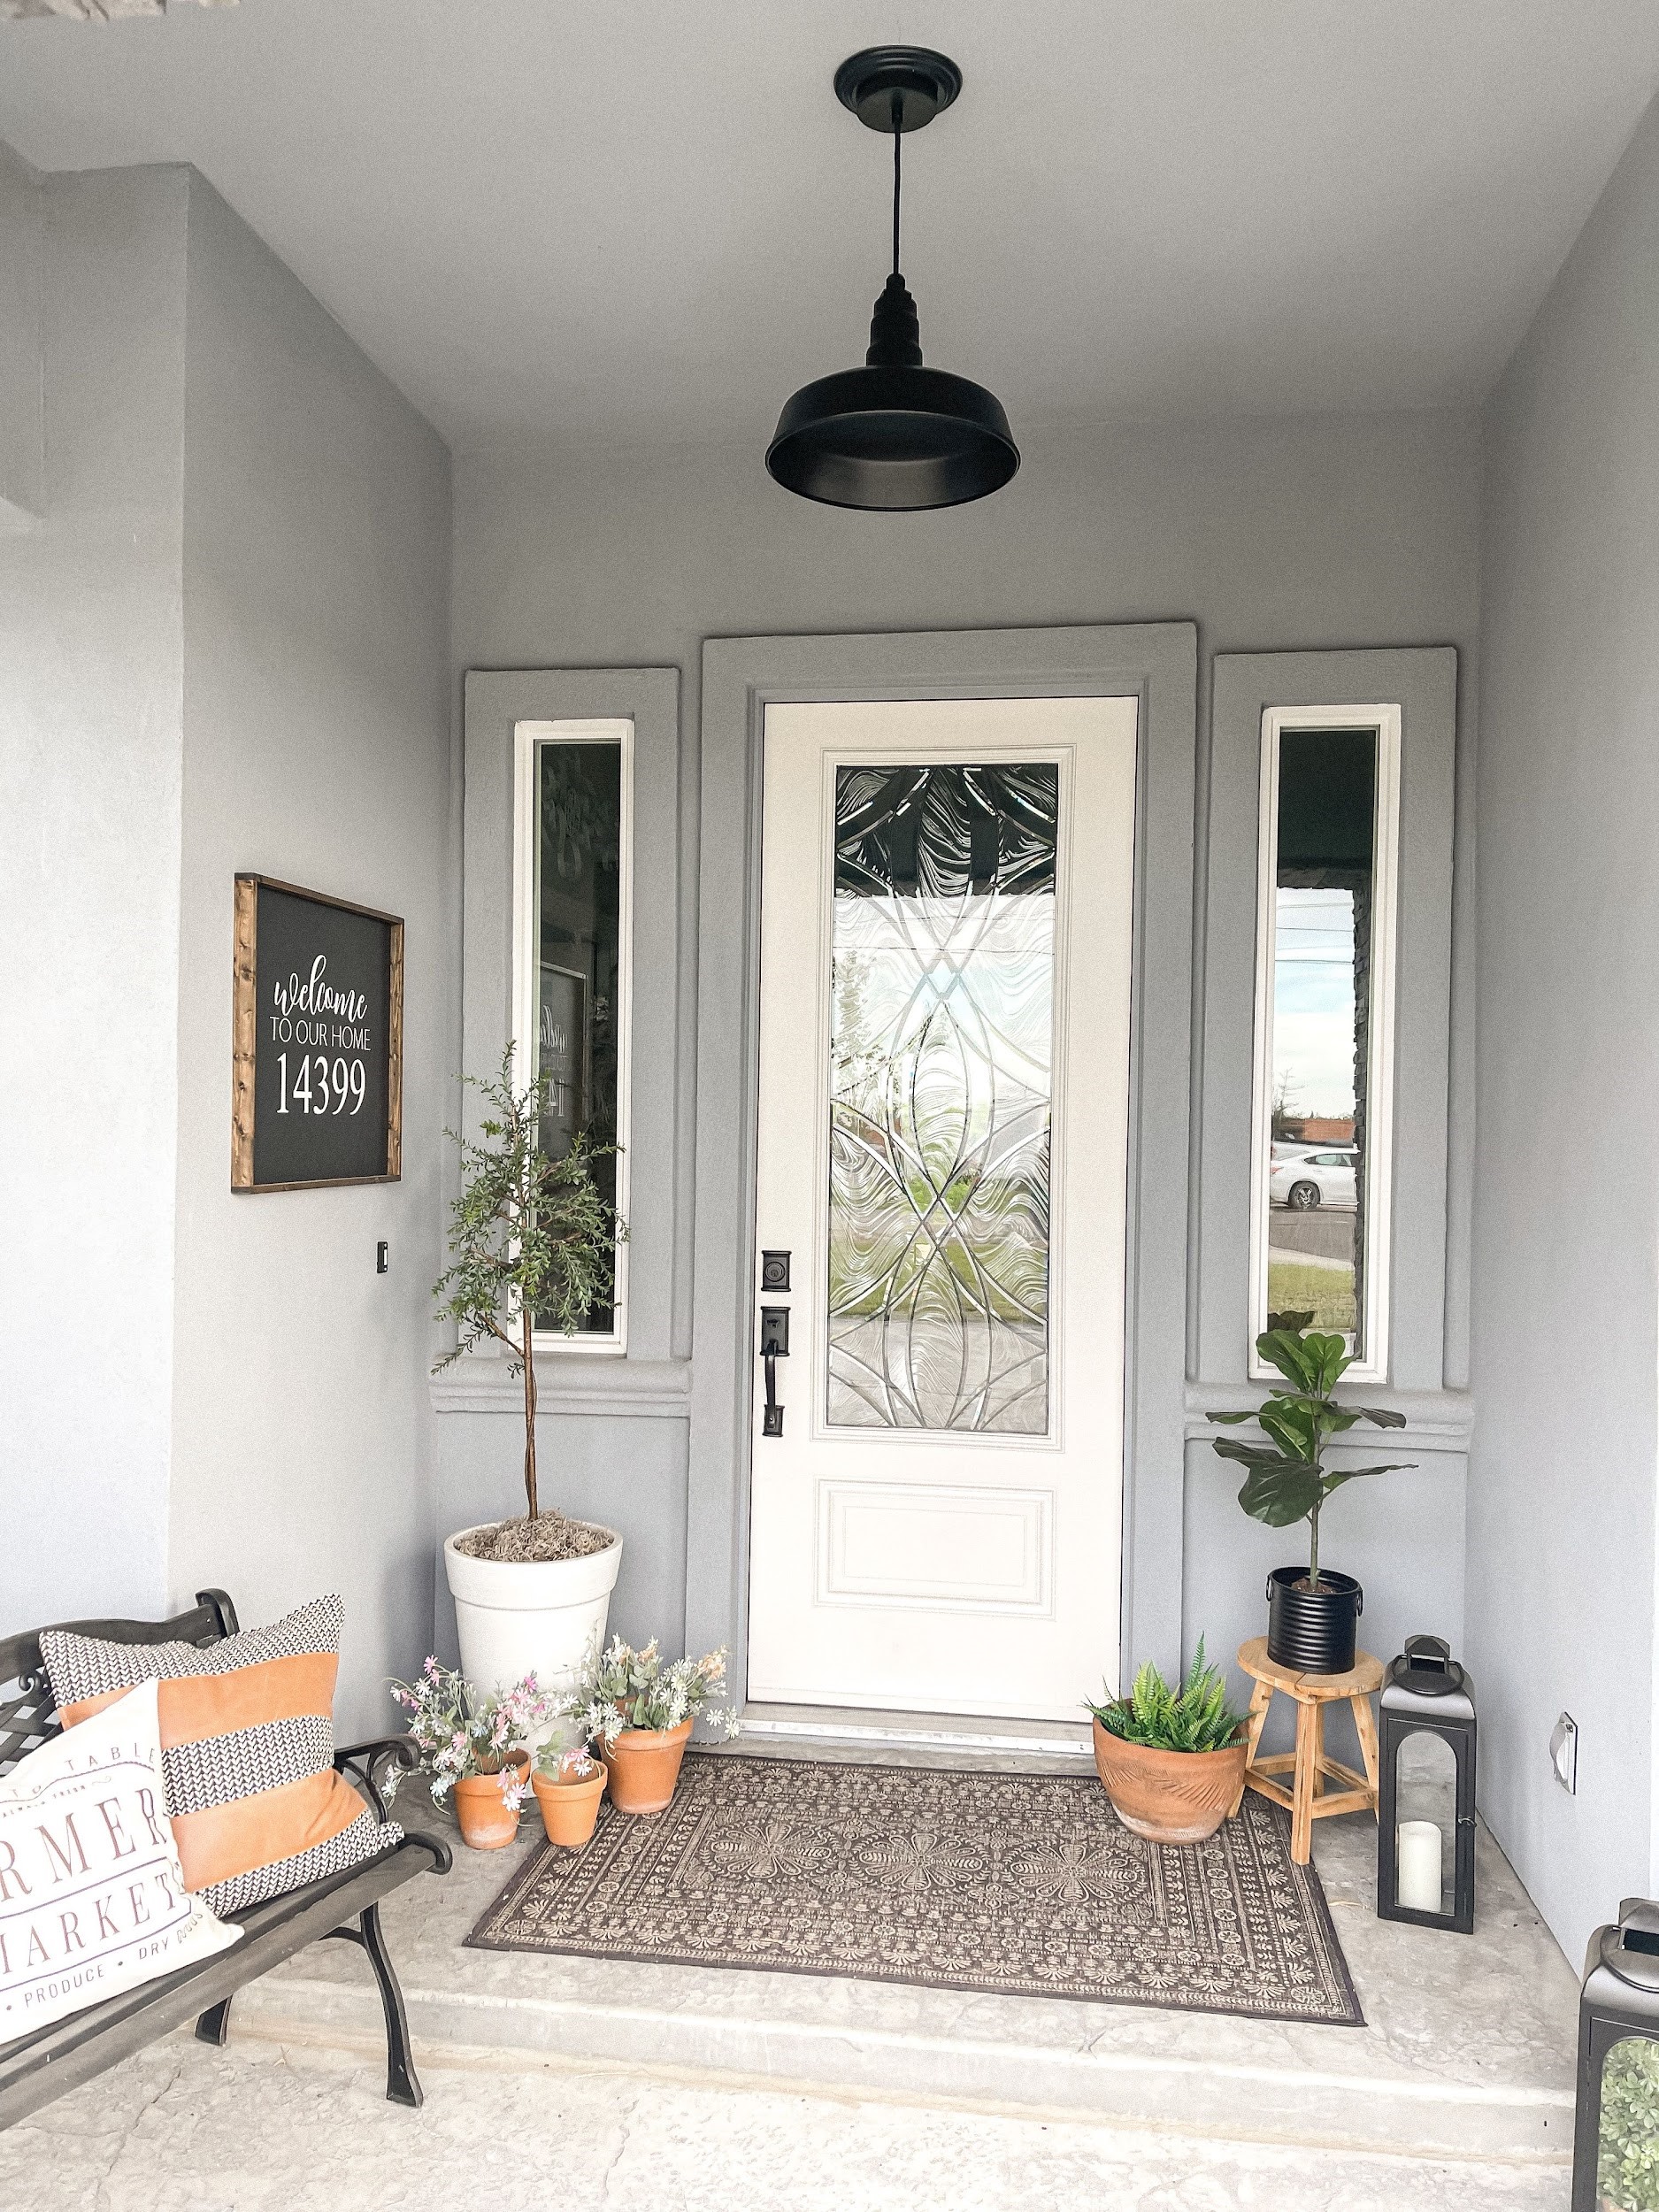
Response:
[1266, 1566, 1363, 1673]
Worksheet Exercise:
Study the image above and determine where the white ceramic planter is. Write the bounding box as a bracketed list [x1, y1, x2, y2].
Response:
[443, 1521, 623, 1706]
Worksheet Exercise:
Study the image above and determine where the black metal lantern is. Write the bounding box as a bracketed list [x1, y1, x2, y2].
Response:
[1573, 1900, 1659, 2212]
[1376, 1634, 1477, 1933]
[766, 47, 1019, 512]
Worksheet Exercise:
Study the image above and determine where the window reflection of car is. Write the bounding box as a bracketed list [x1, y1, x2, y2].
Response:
[1268, 1149, 1357, 1210]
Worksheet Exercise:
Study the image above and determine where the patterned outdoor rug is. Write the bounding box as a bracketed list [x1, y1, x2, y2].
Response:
[467, 1754, 1363, 2026]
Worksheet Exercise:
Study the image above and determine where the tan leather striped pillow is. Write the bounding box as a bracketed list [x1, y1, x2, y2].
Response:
[41, 1597, 400, 1915]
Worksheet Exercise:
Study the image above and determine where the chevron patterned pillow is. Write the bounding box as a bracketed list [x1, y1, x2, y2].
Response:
[41, 1596, 402, 1916]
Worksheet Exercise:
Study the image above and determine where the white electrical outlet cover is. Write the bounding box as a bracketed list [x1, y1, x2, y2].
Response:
[1549, 1712, 1578, 1794]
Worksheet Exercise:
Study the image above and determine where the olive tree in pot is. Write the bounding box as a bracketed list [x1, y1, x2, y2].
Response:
[1209, 1313, 1413, 1674]
[434, 1048, 628, 1700]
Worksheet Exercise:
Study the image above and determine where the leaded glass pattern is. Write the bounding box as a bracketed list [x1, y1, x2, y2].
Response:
[826, 762, 1058, 1432]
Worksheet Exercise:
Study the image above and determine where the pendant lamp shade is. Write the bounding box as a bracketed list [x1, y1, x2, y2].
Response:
[767, 50, 1018, 512]
[767, 276, 1018, 511]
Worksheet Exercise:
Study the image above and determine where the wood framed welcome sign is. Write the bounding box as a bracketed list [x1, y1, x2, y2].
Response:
[231, 874, 403, 1192]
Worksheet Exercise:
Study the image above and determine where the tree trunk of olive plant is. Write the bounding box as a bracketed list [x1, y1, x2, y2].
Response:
[522, 1298, 539, 1520]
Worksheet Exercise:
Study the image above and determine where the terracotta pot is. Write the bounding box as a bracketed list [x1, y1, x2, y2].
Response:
[532, 1762, 607, 1847]
[451, 1750, 530, 1851]
[600, 1718, 694, 1815]
[1091, 1718, 1248, 1845]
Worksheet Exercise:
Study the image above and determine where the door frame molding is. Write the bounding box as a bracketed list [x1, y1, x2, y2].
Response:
[689, 625, 1199, 1696]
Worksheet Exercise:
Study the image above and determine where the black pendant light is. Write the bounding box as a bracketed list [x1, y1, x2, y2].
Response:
[766, 47, 1018, 511]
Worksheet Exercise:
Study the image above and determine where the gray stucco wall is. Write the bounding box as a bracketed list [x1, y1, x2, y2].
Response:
[0, 141, 42, 523]
[1472, 94, 1659, 1960]
[1, 155, 451, 1729]
[1, 160, 188, 1626]
[448, 409, 1482, 1704]
[170, 176, 453, 1736]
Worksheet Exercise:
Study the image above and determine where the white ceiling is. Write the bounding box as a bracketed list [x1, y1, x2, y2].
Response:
[2, 0, 1656, 455]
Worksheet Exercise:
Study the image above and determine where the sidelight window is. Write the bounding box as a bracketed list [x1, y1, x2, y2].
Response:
[512, 718, 633, 1348]
[1248, 709, 1400, 1379]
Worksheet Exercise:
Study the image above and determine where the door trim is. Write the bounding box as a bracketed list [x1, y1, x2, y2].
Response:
[689, 625, 1199, 1699]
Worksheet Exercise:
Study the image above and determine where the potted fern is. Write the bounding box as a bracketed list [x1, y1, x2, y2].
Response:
[1087, 1641, 1248, 1844]
[1209, 1311, 1413, 1673]
[434, 1047, 628, 1699]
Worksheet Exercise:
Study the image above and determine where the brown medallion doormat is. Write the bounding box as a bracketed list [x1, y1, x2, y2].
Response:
[467, 1753, 1363, 2027]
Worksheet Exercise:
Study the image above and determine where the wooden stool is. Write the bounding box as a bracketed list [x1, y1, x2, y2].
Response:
[1233, 1636, 1384, 1865]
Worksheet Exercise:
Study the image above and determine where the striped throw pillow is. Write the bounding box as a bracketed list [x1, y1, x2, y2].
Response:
[41, 1596, 401, 1916]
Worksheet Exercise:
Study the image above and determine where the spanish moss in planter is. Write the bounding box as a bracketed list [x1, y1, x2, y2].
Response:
[434, 1047, 629, 1694]
[1208, 1312, 1413, 1674]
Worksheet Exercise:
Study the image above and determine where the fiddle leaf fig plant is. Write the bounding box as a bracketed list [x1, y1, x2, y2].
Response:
[1208, 1311, 1413, 1591]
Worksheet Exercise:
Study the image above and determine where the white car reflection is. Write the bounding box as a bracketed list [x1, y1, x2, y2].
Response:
[1268, 1148, 1357, 1210]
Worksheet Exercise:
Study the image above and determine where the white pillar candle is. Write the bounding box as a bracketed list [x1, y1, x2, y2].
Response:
[1396, 1819, 1444, 1913]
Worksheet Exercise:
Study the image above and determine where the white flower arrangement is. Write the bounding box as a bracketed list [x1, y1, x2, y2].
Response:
[389, 1656, 556, 1809]
[535, 1742, 602, 1782]
[565, 1635, 741, 1747]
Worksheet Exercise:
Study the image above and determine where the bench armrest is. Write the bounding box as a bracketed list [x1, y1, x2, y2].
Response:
[334, 1733, 420, 1825]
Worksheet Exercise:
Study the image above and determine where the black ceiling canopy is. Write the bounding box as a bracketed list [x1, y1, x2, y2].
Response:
[765, 47, 1019, 514]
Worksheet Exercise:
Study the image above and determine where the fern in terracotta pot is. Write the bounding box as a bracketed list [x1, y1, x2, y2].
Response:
[1087, 1641, 1248, 1845]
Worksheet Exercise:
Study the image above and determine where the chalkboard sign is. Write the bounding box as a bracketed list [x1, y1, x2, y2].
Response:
[231, 875, 403, 1192]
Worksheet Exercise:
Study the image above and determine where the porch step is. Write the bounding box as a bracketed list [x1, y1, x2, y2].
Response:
[227, 1783, 1578, 2175]
[230, 1962, 1573, 2168]
[231, 1938, 1575, 2159]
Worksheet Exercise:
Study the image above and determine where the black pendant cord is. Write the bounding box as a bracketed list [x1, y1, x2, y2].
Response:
[892, 93, 902, 274]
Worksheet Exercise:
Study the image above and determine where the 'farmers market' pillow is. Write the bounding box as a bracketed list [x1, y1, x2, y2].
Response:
[0, 1678, 241, 2038]
[41, 1595, 401, 1916]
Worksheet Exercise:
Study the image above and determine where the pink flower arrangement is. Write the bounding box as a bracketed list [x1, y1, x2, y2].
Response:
[389, 1659, 554, 1808]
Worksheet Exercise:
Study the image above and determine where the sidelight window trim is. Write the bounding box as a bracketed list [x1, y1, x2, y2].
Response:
[1248, 703, 1402, 1383]
[511, 715, 634, 1356]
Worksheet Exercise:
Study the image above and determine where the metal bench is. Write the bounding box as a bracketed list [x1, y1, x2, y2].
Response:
[0, 1589, 451, 2127]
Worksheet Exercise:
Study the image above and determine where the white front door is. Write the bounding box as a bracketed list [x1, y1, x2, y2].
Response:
[747, 696, 1138, 1723]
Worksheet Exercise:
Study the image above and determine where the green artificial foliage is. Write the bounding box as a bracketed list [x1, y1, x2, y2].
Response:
[1086, 1639, 1247, 1755]
[1601, 2038, 1659, 2211]
[433, 1047, 626, 1521]
[566, 1635, 741, 1746]
[1207, 1310, 1413, 1591]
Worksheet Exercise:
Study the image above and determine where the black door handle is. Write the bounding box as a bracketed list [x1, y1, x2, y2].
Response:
[760, 1305, 789, 1437]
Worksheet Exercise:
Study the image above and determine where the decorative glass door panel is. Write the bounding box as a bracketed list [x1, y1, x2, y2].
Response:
[828, 763, 1058, 1435]
[748, 698, 1138, 1724]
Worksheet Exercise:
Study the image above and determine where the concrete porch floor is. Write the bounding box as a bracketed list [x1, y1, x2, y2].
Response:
[0, 1745, 1581, 2210]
